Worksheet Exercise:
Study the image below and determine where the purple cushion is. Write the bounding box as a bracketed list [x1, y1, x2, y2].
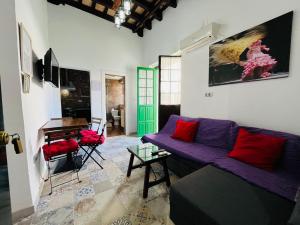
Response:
[241, 126, 300, 178]
[213, 157, 300, 201]
[160, 115, 237, 150]
[195, 118, 238, 149]
[143, 133, 227, 166]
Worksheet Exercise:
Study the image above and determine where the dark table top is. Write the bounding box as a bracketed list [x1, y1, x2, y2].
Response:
[127, 143, 171, 163]
[41, 118, 88, 132]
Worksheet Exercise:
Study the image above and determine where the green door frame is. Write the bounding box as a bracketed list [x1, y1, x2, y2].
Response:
[137, 67, 158, 137]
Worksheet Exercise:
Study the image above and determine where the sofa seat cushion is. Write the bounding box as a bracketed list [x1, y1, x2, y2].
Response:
[143, 133, 227, 166]
[213, 157, 300, 201]
[170, 165, 294, 225]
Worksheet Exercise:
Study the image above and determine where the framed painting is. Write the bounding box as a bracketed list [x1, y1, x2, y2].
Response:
[209, 11, 293, 86]
[19, 23, 33, 77]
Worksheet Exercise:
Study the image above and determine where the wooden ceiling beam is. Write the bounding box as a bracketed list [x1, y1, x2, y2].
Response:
[52, 0, 135, 30]
[133, 0, 152, 11]
[128, 12, 143, 22]
[134, 0, 167, 33]
[67, 0, 113, 21]
[94, 0, 113, 8]
[144, 20, 152, 30]
[155, 10, 163, 21]
[48, 0, 66, 5]
[137, 29, 144, 37]
[48, 0, 176, 37]
[91, 1, 96, 9]
[103, 6, 108, 14]
[169, 0, 177, 8]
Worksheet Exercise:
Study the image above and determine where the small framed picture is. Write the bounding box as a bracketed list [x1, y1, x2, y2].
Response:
[19, 23, 33, 77]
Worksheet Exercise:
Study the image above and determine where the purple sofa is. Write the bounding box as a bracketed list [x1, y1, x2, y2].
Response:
[142, 114, 300, 202]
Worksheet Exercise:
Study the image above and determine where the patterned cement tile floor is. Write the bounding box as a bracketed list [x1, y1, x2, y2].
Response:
[15, 136, 178, 225]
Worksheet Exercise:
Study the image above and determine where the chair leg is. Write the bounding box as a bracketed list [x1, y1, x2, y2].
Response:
[79, 145, 103, 170]
[95, 149, 105, 160]
[48, 161, 53, 195]
[44, 161, 50, 181]
[79, 146, 94, 170]
[80, 146, 89, 159]
[73, 151, 81, 183]
[89, 154, 104, 169]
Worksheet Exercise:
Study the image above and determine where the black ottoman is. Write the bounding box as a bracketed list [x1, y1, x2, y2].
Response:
[170, 165, 294, 225]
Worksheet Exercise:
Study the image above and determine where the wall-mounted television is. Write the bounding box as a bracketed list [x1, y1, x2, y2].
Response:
[36, 48, 59, 87]
[44, 48, 59, 88]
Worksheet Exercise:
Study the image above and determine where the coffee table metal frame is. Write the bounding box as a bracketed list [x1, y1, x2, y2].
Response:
[126, 143, 171, 198]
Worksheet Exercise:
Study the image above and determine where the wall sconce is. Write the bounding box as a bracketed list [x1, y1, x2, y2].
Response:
[0, 131, 23, 154]
[61, 89, 70, 97]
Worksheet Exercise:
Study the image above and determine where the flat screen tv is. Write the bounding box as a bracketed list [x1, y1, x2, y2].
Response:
[44, 48, 59, 88]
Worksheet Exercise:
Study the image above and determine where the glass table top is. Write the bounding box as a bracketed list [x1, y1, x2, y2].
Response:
[127, 143, 171, 163]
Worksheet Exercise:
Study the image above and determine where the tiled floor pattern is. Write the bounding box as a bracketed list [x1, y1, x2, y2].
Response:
[15, 136, 177, 225]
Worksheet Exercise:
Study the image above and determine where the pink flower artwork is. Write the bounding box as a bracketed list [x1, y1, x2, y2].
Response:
[241, 40, 277, 80]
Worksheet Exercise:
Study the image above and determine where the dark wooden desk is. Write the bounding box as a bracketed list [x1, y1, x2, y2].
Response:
[41, 118, 88, 132]
[41, 118, 88, 173]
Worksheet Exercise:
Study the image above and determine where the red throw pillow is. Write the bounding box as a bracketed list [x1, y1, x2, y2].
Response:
[171, 120, 199, 142]
[228, 128, 286, 171]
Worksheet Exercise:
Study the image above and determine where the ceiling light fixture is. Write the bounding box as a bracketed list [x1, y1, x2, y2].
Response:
[115, 14, 121, 29]
[124, 0, 131, 15]
[114, 0, 132, 28]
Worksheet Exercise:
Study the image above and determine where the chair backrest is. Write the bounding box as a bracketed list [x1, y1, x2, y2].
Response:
[91, 117, 102, 132]
[100, 122, 106, 136]
[51, 117, 72, 120]
[44, 128, 78, 145]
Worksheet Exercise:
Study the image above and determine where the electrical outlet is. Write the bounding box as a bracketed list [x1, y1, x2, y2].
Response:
[205, 92, 213, 97]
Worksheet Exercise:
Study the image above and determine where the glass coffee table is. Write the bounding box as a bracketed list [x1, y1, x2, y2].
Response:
[127, 143, 172, 198]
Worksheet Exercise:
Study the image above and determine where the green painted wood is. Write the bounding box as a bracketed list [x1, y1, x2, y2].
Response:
[137, 67, 157, 137]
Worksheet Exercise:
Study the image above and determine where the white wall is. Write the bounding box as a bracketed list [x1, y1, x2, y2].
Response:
[143, 0, 300, 135]
[0, 0, 33, 215]
[14, 0, 62, 213]
[47, 4, 143, 134]
[0, 0, 61, 217]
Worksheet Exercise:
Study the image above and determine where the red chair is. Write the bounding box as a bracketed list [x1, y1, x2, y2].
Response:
[42, 130, 80, 195]
[80, 117, 102, 137]
[79, 123, 106, 170]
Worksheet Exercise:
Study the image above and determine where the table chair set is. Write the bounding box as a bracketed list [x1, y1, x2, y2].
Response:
[42, 117, 106, 195]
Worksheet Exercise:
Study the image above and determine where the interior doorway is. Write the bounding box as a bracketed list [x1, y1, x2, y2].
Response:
[105, 74, 125, 137]
[158, 56, 182, 130]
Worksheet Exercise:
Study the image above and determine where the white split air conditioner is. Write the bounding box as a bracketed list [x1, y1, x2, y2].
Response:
[180, 23, 217, 53]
